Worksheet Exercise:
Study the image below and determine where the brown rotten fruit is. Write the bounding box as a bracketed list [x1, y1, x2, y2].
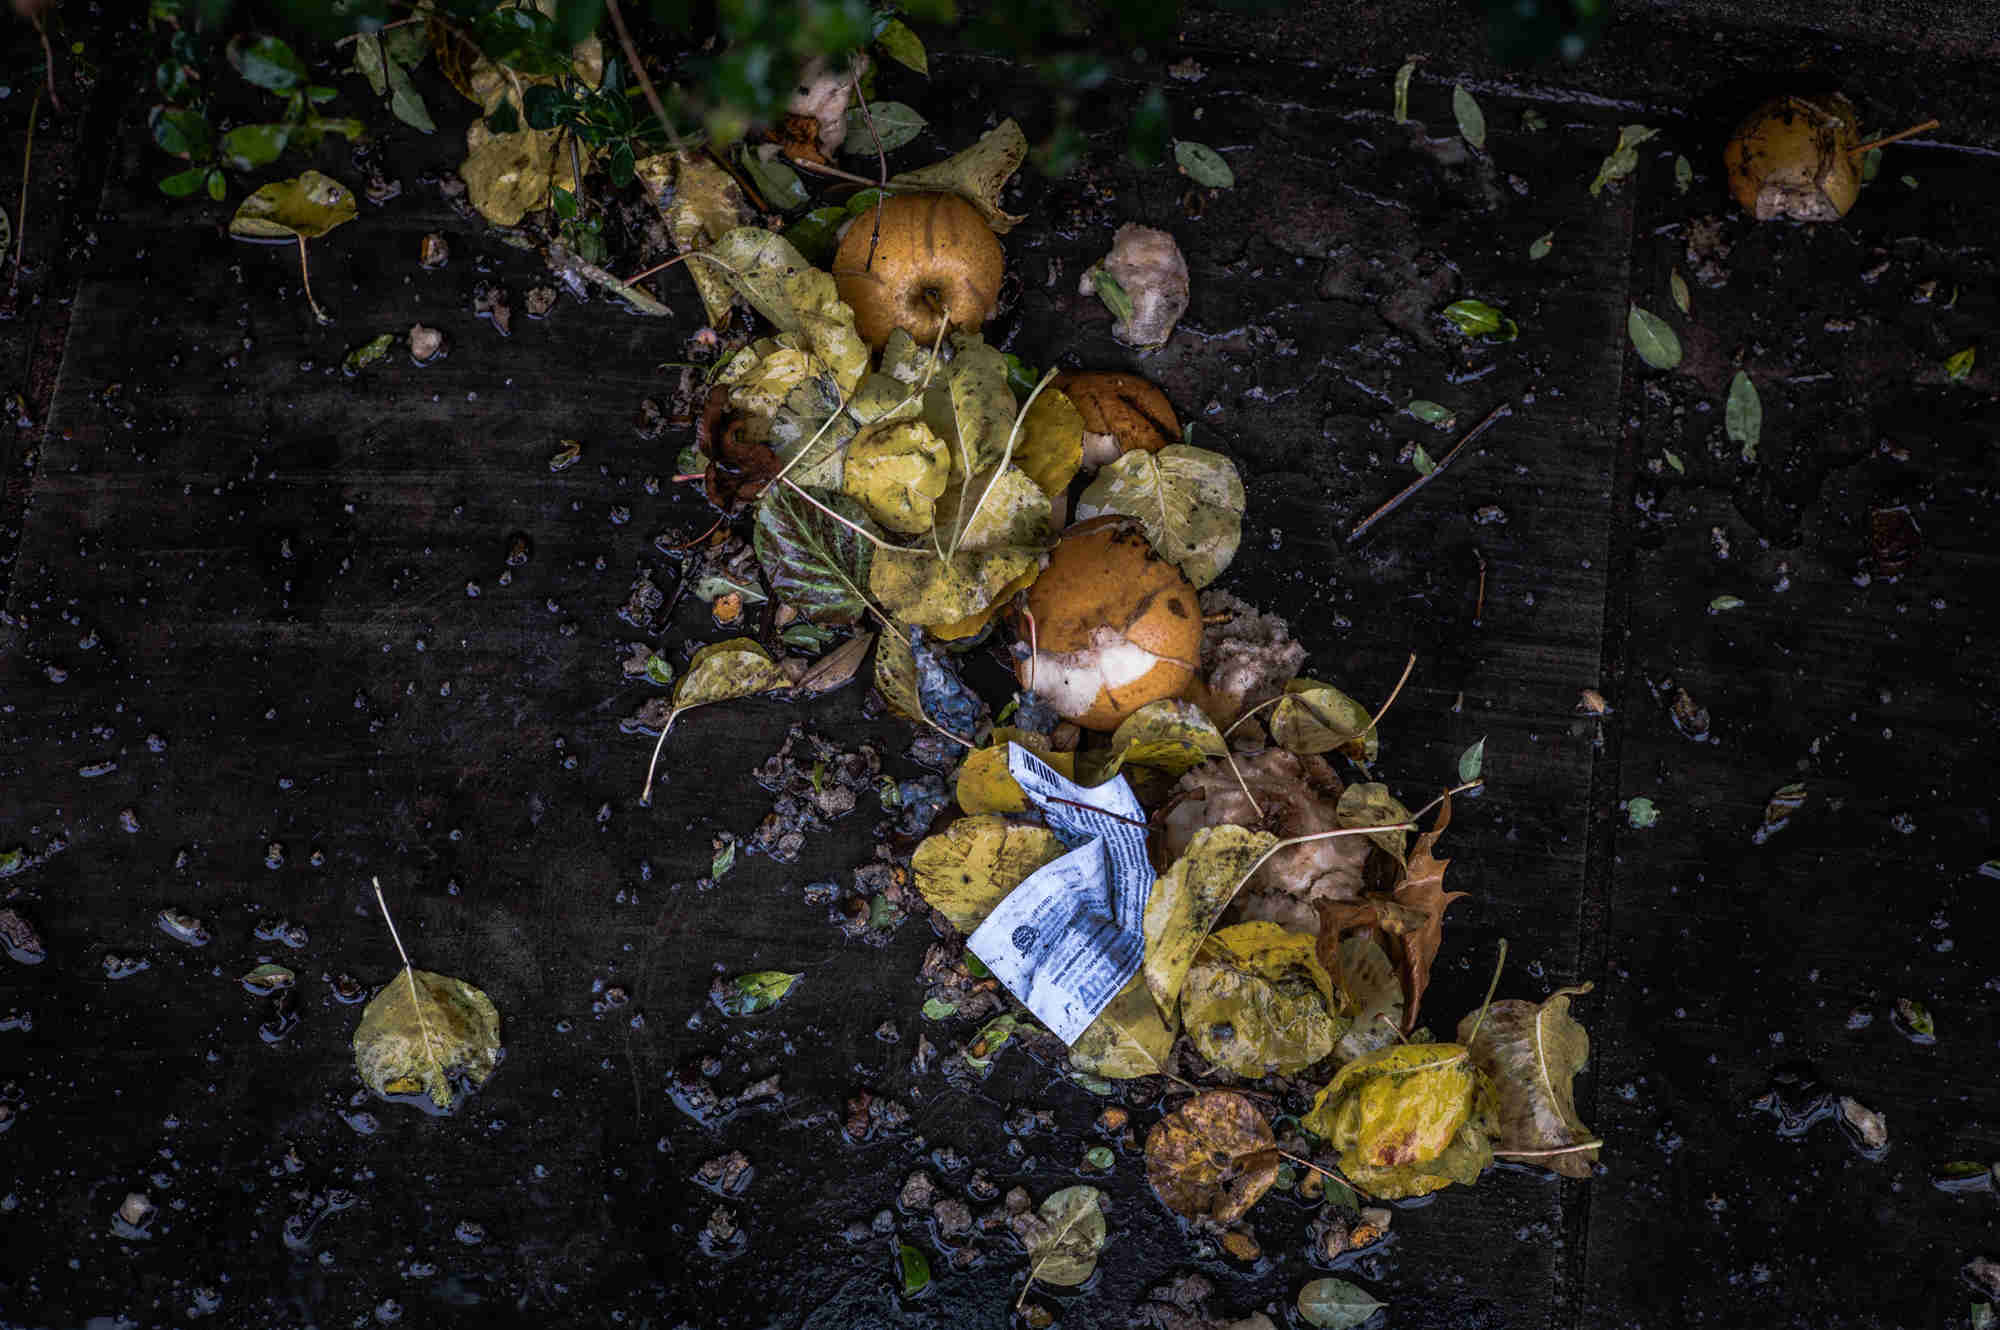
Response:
[1010, 515, 1203, 731]
[1724, 93, 1862, 222]
[1051, 371, 1181, 468]
[832, 193, 1004, 350]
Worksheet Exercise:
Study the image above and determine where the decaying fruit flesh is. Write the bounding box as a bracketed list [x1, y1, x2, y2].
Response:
[1723, 93, 1862, 222]
[1011, 515, 1203, 731]
[832, 192, 1004, 350]
[1052, 371, 1181, 468]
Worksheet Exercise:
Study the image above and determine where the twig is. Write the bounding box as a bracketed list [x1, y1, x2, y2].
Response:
[31, 14, 61, 114]
[620, 250, 695, 286]
[1850, 118, 1939, 157]
[370, 877, 442, 1069]
[660, 514, 726, 549]
[9, 88, 43, 306]
[1275, 1149, 1376, 1202]
[1348, 402, 1513, 542]
[1365, 652, 1417, 732]
[793, 157, 888, 188]
[335, 16, 424, 45]
[851, 55, 889, 189]
[1222, 694, 1282, 738]
[1043, 794, 1149, 829]
[1221, 749, 1263, 820]
[1472, 547, 1487, 625]
[604, 0, 686, 155]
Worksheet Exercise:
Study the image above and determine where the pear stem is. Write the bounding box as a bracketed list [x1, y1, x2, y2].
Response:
[1850, 118, 1939, 157]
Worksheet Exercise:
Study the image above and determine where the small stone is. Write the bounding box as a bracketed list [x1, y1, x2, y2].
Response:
[408, 324, 448, 365]
[932, 1196, 972, 1238]
[899, 1171, 937, 1213]
[1839, 1096, 1889, 1152]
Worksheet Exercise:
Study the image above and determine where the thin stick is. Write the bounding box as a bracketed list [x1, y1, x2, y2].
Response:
[851, 55, 889, 190]
[604, 0, 686, 155]
[32, 14, 61, 114]
[1494, 1140, 1604, 1159]
[1043, 794, 1148, 829]
[1348, 402, 1512, 542]
[1472, 547, 1487, 625]
[371, 877, 442, 1069]
[8, 88, 41, 305]
[1850, 118, 1939, 157]
[1021, 605, 1038, 695]
[1275, 1149, 1376, 1202]
[639, 706, 682, 804]
[620, 250, 695, 287]
[1462, 938, 1508, 1048]
[1221, 749, 1264, 820]
[793, 158, 888, 188]
[297, 236, 330, 324]
[1365, 652, 1417, 732]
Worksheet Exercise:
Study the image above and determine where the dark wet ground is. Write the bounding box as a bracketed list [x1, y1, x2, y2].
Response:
[2, 4, 1997, 1328]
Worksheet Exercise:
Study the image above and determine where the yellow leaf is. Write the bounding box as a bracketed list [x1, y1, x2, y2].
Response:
[923, 334, 1015, 485]
[1105, 699, 1229, 777]
[935, 463, 1053, 554]
[1068, 972, 1177, 1080]
[911, 815, 1066, 932]
[869, 544, 1039, 627]
[887, 119, 1029, 233]
[1337, 781, 1413, 865]
[1270, 679, 1379, 763]
[228, 170, 357, 240]
[637, 151, 746, 327]
[1015, 388, 1084, 498]
[955, 729, 1076, 814]
[924, 562, 1039, 643]
[841, 420, 949, 533]
[1303, 1042, 1492, 1196]
[1141, 825, 1279, 1017]
[1182, 922, 1344, 1077]
[352, 969, 503, 1113]
[675, 638, 789, 712]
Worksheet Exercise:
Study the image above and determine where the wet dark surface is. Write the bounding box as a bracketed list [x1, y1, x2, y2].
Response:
[2, 5, 1997, 1328]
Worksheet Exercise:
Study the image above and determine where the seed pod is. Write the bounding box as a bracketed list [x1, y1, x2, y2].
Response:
[1723, 93, 1862, 222]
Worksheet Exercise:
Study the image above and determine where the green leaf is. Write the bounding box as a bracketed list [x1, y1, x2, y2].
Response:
[738, 148, 808, 210]
[229, 35, 307, 93]
[963, 952, 991, 979]
[1085, 1144, 1115, 1170]
[1298, 1277, 1387, 1329]
[1625, 796, 1660, 829]
[0, 848, 24, 877]
[218, 123, 291, 172]
[1022, 1186, 1108, 1287]
[388, 69, 435, 133]
[711, 839, 737, 879]
[239, 962, 296, 994]
[1411, 443, 1436, 475]
[1074, 444, 1246, 588]
[1173, 139, 1235, 188]
[159, 167, 210, 198]
[895, 1242, 931, 1295]
[642, 653, 675, 686]
[1404, 399, 1454, 427]
[1662, 449, 1685, 475]
[1725, 371, 1762, 461]
[151, 107, 211, 158]
[1707, 595, 1745, 613]
[921, 997, 957, 1020]
[1627, 305, 1682, 370]
[753, 486, 879, 624]
[1451, 85, 1486, 150]
[841, 102, 926, 154]
[1458, 737, 1486, 784]
[352, 969, 504, 1113]
[1670, 269, 1690, 315]
[713, 970, 801, 1016]
[1392, 60, 1415, 123]
[875, 17, 928, 75]
[673, 638, 790, 714]
[1972, 1302, 1996, 1330]
[1675, 154, 1693, 194]
[206, 170, 226, 202]
[342, 333, 397, 375]
[1946, 347, 1976, 383]
[1589, 124, 1658, 196]
[1529, 230, 1553, 261]
[1090, 268, 1134, 325]
[782, 206, 848, 268]
[1442, 299, 1518, 341]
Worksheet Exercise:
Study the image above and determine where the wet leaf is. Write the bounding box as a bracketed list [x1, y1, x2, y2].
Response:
[1441, 299, 1517, 341]
[1390, 795, 1465, 1032]
[955, 730, 1075, 814]
[1329, 936, 1404, 1062]
[1670, 269, 1691, 315]
[1661, 448, 1685, 475]
[704, 228, 868, 392]
[895, 1241, 931, 1294]
[1181, 922, 1344, 1077]
[1272, 682, 1378, 764]
[641, 653, 675, 686]
[1675, 154, 1693, 194]
[228, 170, 358, 241]
[1726, 371, 1762, 460]
[841, 420, 950, 533]
[0, 847, 23, 877]
[793, 633, 874, 697]
[673, 639, 790, 718]
[1451, 85, 1486, 150]
[1459, 984, 1600, 1177]
[1014, 388, 1084, 498]
[887, 118, 1028, 233]
[873, 627, 928, 729]
[875, 17, 927, 75]
[1391, 60, 1415, 123]
[342, 333, 397, 375]
[842, 101, 926, 154]
[1336, 783, 1412, 864]
[1173, 139, 1235, 188]
[1074, 444, 1245, 588]
[1298, 1278, 1387, 1329]
[1304, 1042, 1488, 1197]
[1946, 347, 1976, 383]
[352, 969, 503, 1113]
[922, 997, 957, 1020]
[354, 33, 436, 133]
[924, 333, 1016, 484]
[739, 146, 808, 210]
[1411, 444, 1436, 476]
[1103, 700, 1229, 777]
[1404, 399, 1454, 427]
[1069, 973, 1177, 1080]
[1144, 1090, 1278, 1223]
[753, 486, 877, 624]
[1708, 595, 1745, 613]
[241, 962, 297, 994]
[1457, 737, 1486, 784]
[1896, 996, 1935, 1041]
[937, 464, 1054, 555]
[712, 970, 801, 1016]
[1625, 795, 1659, 829]
[1589, 124, 1658, 196]
[1022, 1186, 1108, 1286]
[711, 840, 738, 879]
[1627, 305, 1682, 370]
[1751, 782, 1808, 846]
[1529, 230, 1553, 261]
[869, 544, 1040, 628]
[1143, 826, 1280, 1016]
[1090, 267, 1135, 325]
[635, 152, 747, 328]
[912, 816, 1067, 933]
[229, 34, 307, 93]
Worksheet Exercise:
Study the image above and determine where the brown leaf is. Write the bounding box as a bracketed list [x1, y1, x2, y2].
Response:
[793, 633, 874, 697]
[1392, 794, 1467, 1033]
[1143, 1090, 1279, 1224]
[704, 417, 782, 514]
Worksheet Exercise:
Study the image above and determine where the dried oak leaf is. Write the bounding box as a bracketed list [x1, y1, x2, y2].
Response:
[1144, 1089, 1279, 1224]
[1159, 750, 1369, 936]
[1392, 793, 1466, 1033]
[1457, 983, 1600, 1178]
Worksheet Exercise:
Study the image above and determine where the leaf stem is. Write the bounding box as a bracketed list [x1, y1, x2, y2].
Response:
[639, 705, 683, 804]
[370, 876, 442, 1070]
[1493, 1140, 1603, 1158]
[780, 476, 897, 551]
[793, 157, 891, 189]
[604, 0, 687, 155]
[8, 88, 39, 307]
[1462, 937, 1509, 1048]
[1222, 694, 1282, 738]
[1408, 781, 1485, 826]
[1221, 749, 1264, 820]
[947, 367, 1059, 557]
[1229, 822, 1419, 917]
[1274, 1148, 1376, 1202]
[1366, 652, 1417, 732]
[296, 236, 330, 325]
